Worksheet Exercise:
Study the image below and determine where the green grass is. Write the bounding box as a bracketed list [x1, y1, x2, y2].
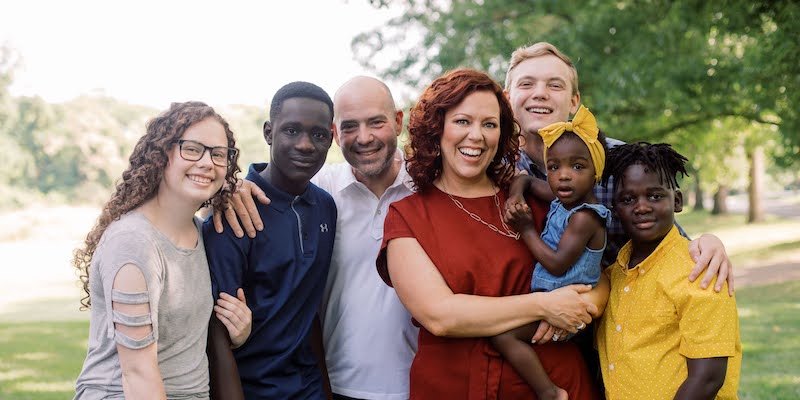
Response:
[737, 280, 800, 399]
[0, 282, 797, 399]
[676, 209, 780, 237]
[0, 321, 88, 399]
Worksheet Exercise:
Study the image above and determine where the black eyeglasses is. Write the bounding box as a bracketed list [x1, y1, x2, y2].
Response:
[174, 139, 238, 167]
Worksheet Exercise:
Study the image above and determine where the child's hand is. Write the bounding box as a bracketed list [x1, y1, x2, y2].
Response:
[506, 174, 534, 210]
[504, 202, 537, 233]
[505, 192, 527, 212]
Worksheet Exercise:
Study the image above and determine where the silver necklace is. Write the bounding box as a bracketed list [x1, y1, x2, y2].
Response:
[441, 182, 520, 240]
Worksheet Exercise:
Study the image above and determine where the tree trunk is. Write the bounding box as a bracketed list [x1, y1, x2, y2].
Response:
[694, 179, 706, 211]
[693, 169, 705, 211]
[712, 185, 729, 215]
[747, 146, 765, 223]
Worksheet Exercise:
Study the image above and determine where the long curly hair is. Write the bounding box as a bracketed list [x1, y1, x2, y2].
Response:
[73, 101, 241, 309]
[406, 68, 519, 192]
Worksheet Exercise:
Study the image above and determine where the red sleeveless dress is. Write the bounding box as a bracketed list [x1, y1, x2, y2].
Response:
[378, 187, 598, 400]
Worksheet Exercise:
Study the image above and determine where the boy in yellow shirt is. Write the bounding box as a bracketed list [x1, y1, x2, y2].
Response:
[597, 142, 741, 399]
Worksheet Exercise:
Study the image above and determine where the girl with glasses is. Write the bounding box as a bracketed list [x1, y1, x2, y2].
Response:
[73, 101, 251, 400]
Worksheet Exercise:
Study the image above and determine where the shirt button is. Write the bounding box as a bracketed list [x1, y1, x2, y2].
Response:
[639, 268, 646, 274]
[623, 286, 630, 292]
[377, 209, 382, 215]
[616, 324, 622, 332]
[609, 363, 615, 371]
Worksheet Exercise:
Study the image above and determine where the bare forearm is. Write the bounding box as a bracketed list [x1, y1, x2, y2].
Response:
[427, 292, 549, 337]
[520, 228, 570, 276]
[530, 178, 556, 202]
[674, 357, 727, 400]
[674, 377, 724, 400]
[207, 318, 244, 400]
[121, 367, 166, 400]
[118, 344, 166, 400]
[582, 273, 610, 318]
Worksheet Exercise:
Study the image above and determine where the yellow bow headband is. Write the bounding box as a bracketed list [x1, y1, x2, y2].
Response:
[537, 105, 605, 183]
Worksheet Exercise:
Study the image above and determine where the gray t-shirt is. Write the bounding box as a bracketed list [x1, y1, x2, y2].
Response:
[75, 211, 212, 399]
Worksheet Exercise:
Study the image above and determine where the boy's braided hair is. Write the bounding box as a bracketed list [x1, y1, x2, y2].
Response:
[602, 142, 689, 190]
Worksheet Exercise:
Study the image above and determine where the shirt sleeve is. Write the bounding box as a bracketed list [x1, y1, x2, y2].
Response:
[668, 268, 739, 359]
[202, 217, 250, 297]
[98, 230, 163, 346]
[376, 203, 416, 287]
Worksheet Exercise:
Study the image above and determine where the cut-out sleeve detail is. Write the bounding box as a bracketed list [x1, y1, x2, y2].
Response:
[112, 310, 152, 327]
[114, 329, 156, 350]
[98, 229, 164, 341]
[111, 289, 150, 305]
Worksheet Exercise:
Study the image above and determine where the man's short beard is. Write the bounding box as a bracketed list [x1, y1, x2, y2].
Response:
[352, 148, 395, 178]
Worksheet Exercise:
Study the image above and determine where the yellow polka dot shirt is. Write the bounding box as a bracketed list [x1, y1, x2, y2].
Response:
[597, 226, 741, 399]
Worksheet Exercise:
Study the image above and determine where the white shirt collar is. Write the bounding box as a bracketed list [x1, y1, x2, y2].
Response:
[340, 148, 414, 194]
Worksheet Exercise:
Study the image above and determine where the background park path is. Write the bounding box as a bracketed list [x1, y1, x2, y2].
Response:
[717, 192, 800, 288]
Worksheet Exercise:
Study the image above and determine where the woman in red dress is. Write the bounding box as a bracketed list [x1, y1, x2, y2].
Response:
[377, 69, 607, 399]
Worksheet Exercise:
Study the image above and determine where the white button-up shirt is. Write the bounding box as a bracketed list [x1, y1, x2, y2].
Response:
[313, 150, 418, 400]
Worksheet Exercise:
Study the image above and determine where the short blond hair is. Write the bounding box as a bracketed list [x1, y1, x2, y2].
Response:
[505, 42, 579, 96]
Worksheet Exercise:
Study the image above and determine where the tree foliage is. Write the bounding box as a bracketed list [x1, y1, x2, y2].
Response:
[355, 0, 799, 161]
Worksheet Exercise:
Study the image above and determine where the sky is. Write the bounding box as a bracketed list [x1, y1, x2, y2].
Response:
[1, 0, 403, 110]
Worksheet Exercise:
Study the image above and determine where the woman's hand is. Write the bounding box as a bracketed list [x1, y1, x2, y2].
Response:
[540, 284, 596, 333]
[215, 288, 252, 348]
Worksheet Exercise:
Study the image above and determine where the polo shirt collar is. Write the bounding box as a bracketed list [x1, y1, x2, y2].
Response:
[247, 163, 317, 212]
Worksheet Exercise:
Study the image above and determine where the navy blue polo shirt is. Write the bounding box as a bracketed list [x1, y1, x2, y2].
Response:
[203, 163, 337, 399]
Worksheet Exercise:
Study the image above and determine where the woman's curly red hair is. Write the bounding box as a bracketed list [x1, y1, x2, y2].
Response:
[406, 68, 519, 192]
[72, 101, 241, 309]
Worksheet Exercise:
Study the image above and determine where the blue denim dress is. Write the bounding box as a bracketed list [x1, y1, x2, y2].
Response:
[531, 200, 611, 292]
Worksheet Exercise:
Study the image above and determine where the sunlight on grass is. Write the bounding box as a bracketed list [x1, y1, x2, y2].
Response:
[12, 380, 75, 392]
[0, 369, 36, 382]
[737, 307, 757, 318]
[730, 240, 800, 267]
[13, 352, 53, 361]
[676, 209, 763, 235]
[676, 209, 800, 271]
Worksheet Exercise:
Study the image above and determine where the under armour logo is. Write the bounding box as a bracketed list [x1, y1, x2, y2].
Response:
[320, 223, 329, 232]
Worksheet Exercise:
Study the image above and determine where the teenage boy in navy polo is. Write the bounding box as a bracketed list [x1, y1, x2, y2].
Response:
[203, 81, 337, 399]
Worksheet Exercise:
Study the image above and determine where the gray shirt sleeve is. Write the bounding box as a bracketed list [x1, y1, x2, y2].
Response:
[97, 230, 164, 348]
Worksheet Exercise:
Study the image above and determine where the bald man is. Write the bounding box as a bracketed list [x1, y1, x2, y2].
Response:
[218, 77, 418, 400]
[313, 77, 417, 400]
